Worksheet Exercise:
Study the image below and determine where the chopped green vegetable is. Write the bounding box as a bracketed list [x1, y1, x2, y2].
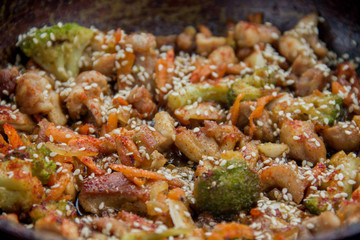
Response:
[167, 79, 229, 111]
[227, 68, 277, 104]
[194, 160, 261, 216]
[21, 136, 56, 184]
[0, 159, 44, 212]
[19, 23, 94, 81]
[273, 93, 343, 125]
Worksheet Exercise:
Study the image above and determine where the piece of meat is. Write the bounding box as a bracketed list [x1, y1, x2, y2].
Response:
[208, 46, 237, 66]
[294, 14, 328, 58]
[196, 26, 227, 56]
[78, 172, 148, 215]
[204, 120, 243, 151]
[0, 106, 35, 132]
[125, 33, 156, 53]
[236, 101, 256, 128]
[93, 53, 116, 76]
[250, 109, 276, 142]
[0, 67, 19, 98]
[125, 33, 158, 92]
[280, 119, 326, 164]
[154, 111, 176, 148]
[133, 125, 169, 153]
[16, 70, 67, 125]
[295, 68, 327, 96]
[66, 71, 108, 126]
[177, 26, 196, 52]
[321, 122, 360, 152]
[127, 86, 157, 119]
[175, 127, 220, 162]
[291, 55, 316, 76]
[302, 211, 340, 234]
[35, 215, 79, 239]
[259, 164, 307, 204]
[156, 35, 177, 49]
[92, 217, 128, 237]
[234, 21, 280, 48]
[279, 14, 327, 62]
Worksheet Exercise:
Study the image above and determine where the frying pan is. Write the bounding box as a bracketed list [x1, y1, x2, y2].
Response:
[0, 0, 360, 239]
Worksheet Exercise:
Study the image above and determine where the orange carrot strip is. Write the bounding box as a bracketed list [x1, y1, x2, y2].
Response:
[110, 164, 183, 187]
[127, 176, 146, 187]
[314, 89, 323, 96]
[117, 52, 135, 77]
[46, 174, 69, 201]
[208, 223, 254, 240]
[45, 123, 77, 143]
[106, 112, 118, 133]
[113, 96, 129, 107]
[59, 195, 74, 201]
[78, 156, 104, 175]
[168, 188, 186, 200]
[249, 95, 278, 137]
[3, 123, 23, 148]
[114, 28, 122, 44]
[46, 163, 73, 201]
[332, 81, 346, 94]
[0, 134, 11, 154]
[229, 93, 246, 125]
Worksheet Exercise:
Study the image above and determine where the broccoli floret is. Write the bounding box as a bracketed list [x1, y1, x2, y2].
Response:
[194, 160, 261, 216]
[19, 23, 94, 81]
[30, 200, 69, 221]
[19, 136, 56, 184]
[273, 93, 343, 125]
[328, 151, 360, 196]
[0, 159, 44, 212]
[227, 68, 277, 104]
[304, 194, 330, 215]
[167, 79, 229, 111]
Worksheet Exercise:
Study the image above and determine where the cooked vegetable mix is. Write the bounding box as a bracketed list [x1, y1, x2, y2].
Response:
[0, 13, 360, 240]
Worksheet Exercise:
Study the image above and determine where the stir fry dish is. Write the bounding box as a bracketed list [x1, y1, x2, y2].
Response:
[1, 13, 360, 240]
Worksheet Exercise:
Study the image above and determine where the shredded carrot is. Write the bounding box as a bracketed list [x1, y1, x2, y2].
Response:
[313, 89, 323, 96]
[110, 164, 184, 187]
[228, 93, 246, 125]
[352, 186, 360, 202]
[226, 63, 249, 75]
[3, 123, 23, 149]
[46, 163, 73, 201]
[250, 208, 263, 217]
[46, 174, 69, 201]
[155, 49, 175, 104]
[78, 156, 104, 175]
[190, 64, 212, 83]
[167, 188, 186, 200]
[0, 134, 11, 154]
[117, 51, 135, 89]
[208, 223, 254, 240]
[106, 112, 118, 133]
[273, 234, 287, 240]
[113, 96, 129, 107]
[249, 95, 278, 137]
[114, 28, 122, 44]
[127, 176, 146, 187]
[332, 81, 346, 94]
[59, 195, 74, 201]
[45, 123, 77, 143]
[47, 173, 56, 186]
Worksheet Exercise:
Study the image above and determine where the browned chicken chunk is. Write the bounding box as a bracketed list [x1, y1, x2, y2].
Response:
[16, 70, 67, 125]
